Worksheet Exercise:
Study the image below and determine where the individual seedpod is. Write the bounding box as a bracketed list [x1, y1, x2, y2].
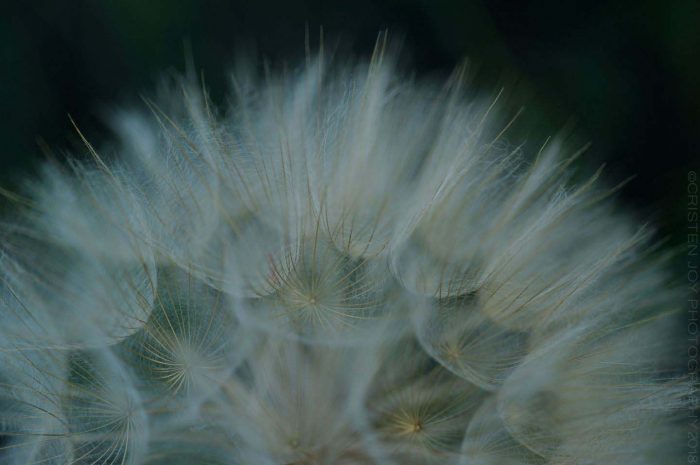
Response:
[0, 350, 72, 465]
[119, 266, 252, 409]
[460, 397, 545, 465]
[218, 341, 373, 465]
[33, 164, 153, 262]
[498, 313, 686, 463]
[363, 338, 485, 465]
[413, 292, 528, 390]
[112, 95, 223, 267]
[476, 206, 640, 332]
[234, 233, 392, 345]
[63, 348, 149, 465]
[0, 237, 156, 348]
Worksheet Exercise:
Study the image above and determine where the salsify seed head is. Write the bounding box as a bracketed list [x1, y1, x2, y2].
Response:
[0, 39, 689, 465]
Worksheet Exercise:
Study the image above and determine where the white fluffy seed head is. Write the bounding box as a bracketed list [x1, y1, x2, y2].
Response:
[0, 39, 688, 465]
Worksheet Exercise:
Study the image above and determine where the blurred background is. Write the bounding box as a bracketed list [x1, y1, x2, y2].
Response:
[1, 0, 698, 252]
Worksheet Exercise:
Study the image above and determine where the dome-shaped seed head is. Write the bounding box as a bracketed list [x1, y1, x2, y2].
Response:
[0, 38, 689, 465]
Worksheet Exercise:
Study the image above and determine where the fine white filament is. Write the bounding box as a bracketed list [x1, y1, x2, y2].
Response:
[0, 38, 688, 465]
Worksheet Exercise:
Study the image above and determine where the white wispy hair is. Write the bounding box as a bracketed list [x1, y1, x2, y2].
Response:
[0, 38, 689, 464]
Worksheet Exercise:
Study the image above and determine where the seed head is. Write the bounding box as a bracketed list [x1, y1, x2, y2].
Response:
[0, 39, 688, 465]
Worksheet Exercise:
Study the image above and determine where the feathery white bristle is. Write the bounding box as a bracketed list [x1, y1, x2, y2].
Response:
[0, 41, 688, 465]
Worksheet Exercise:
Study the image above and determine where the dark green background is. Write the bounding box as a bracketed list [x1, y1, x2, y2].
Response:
[1, 0, 698, 248]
